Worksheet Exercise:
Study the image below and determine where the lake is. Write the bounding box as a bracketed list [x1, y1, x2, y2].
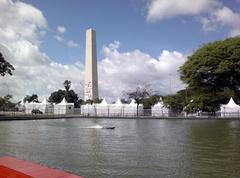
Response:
[0, 118, 240, 178]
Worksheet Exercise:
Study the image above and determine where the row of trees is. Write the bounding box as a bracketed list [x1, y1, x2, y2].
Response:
[23, 80, 83, 108]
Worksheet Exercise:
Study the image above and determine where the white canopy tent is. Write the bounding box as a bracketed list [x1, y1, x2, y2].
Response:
[38, 98, 53, 114]
[123, 99, 143, 116]
[95, 98, 109, 116]
[221, 97, 240, 118]
[109, 98, 124, 116]
[81, 104, 96, 116]
[16, 99, 25, 112]
[54, 98, 74, 115]
[25, 101, 38, 114]
[152, 100, 169, 117]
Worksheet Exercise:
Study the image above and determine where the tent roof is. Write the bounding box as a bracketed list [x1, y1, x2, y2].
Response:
[99, 98, 108, 106]
[58, 97, 74, 105]
[129, 99, 136, 105]
[41, 98, 49, 105]
[225, 97, 240, 108]
[115, 98, 122, 105]
[20, 99, 25, 105]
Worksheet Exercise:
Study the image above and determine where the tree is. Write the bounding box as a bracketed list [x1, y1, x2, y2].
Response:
[124, 85, 151, 116]
[48, 89, 82, 107]
[48, 80, 83, 107]
[63, 80, 71, 92]
[48, 90, 65, 104]
[163, 89, 191, 113]
[142, 94, 162, 109]
[24, 94, 39, 103]
[0, 95, 16, 110]
[180, 37, 240, 112]
[0, 52, 14, 76]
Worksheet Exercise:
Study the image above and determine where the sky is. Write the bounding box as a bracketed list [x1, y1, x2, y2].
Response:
[0, 0, 240, 101]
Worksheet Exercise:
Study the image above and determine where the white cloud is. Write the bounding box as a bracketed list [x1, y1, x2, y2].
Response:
[109, 40, 120, 50]
[0, 0, 47, 44]
[201, 6, 240, 36]
[57, 26, 66, 33]
[98, 41, 186, 99]
[54, 35, 64, 42]
[0, 0, 187, 102]
[67, 40, 80, 48]
[147, 0, 240, 36]
[147, 0, 219, 22]
[0, 0, 83, 101]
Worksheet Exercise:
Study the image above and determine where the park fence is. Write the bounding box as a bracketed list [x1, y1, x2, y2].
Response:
[1, 107, 240, 119]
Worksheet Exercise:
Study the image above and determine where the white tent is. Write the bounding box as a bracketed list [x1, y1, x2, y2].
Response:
[138, 104, 144, 116]
[81, 104, 96, 116]
[25, 101, 38, 114]
[221, 97, 240, 118]
[95, 98, 109, 116]
[16, 99, 25, 112]
[152, 101, 169, 117]
[54, 98, 74, 115]
[38, 98, 53, 114]
[123, 99, 142, 116]
[109, 98, 124, 116]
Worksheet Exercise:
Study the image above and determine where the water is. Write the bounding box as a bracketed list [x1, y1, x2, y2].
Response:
[0, 119, 240, 178]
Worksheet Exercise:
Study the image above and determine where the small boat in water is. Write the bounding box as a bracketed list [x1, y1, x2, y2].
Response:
[102, 127, 115, 130]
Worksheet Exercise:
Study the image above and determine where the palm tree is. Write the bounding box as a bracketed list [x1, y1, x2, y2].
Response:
[63, 80, 71, 92]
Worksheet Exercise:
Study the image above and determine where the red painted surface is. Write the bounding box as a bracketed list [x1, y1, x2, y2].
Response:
[0, 166, 33, 178]
[0, 156, 83, 178]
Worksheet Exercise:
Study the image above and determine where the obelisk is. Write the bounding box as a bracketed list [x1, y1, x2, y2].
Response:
[84, 28, 99, 101]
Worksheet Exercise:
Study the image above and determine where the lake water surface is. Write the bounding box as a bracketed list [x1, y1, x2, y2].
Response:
[0, 118, 240, 178]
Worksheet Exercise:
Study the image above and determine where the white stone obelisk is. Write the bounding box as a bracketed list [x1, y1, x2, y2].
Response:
[84, 28, 99, 101]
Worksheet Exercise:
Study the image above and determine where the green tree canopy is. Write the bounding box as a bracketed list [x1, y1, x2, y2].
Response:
[124, 85, 151, 115]
[48, 80, 83, 107]
[143, 94, 162, 109]
[48, 89, 83, 107]
[163, 89, 191, 113]
[0, 52, 14, 76]
[24, 94, 39, 103]
[180, 37, 240, 112]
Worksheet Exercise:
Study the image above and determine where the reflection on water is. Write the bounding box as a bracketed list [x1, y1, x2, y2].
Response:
[0, 119, 240, 178]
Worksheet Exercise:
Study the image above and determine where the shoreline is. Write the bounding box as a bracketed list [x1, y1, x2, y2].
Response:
[0, 114, 240, 121]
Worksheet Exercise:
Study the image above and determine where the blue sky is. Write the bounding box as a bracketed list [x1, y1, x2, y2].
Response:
[1, 0, 240, 100]
[21, 0, 240, 64]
